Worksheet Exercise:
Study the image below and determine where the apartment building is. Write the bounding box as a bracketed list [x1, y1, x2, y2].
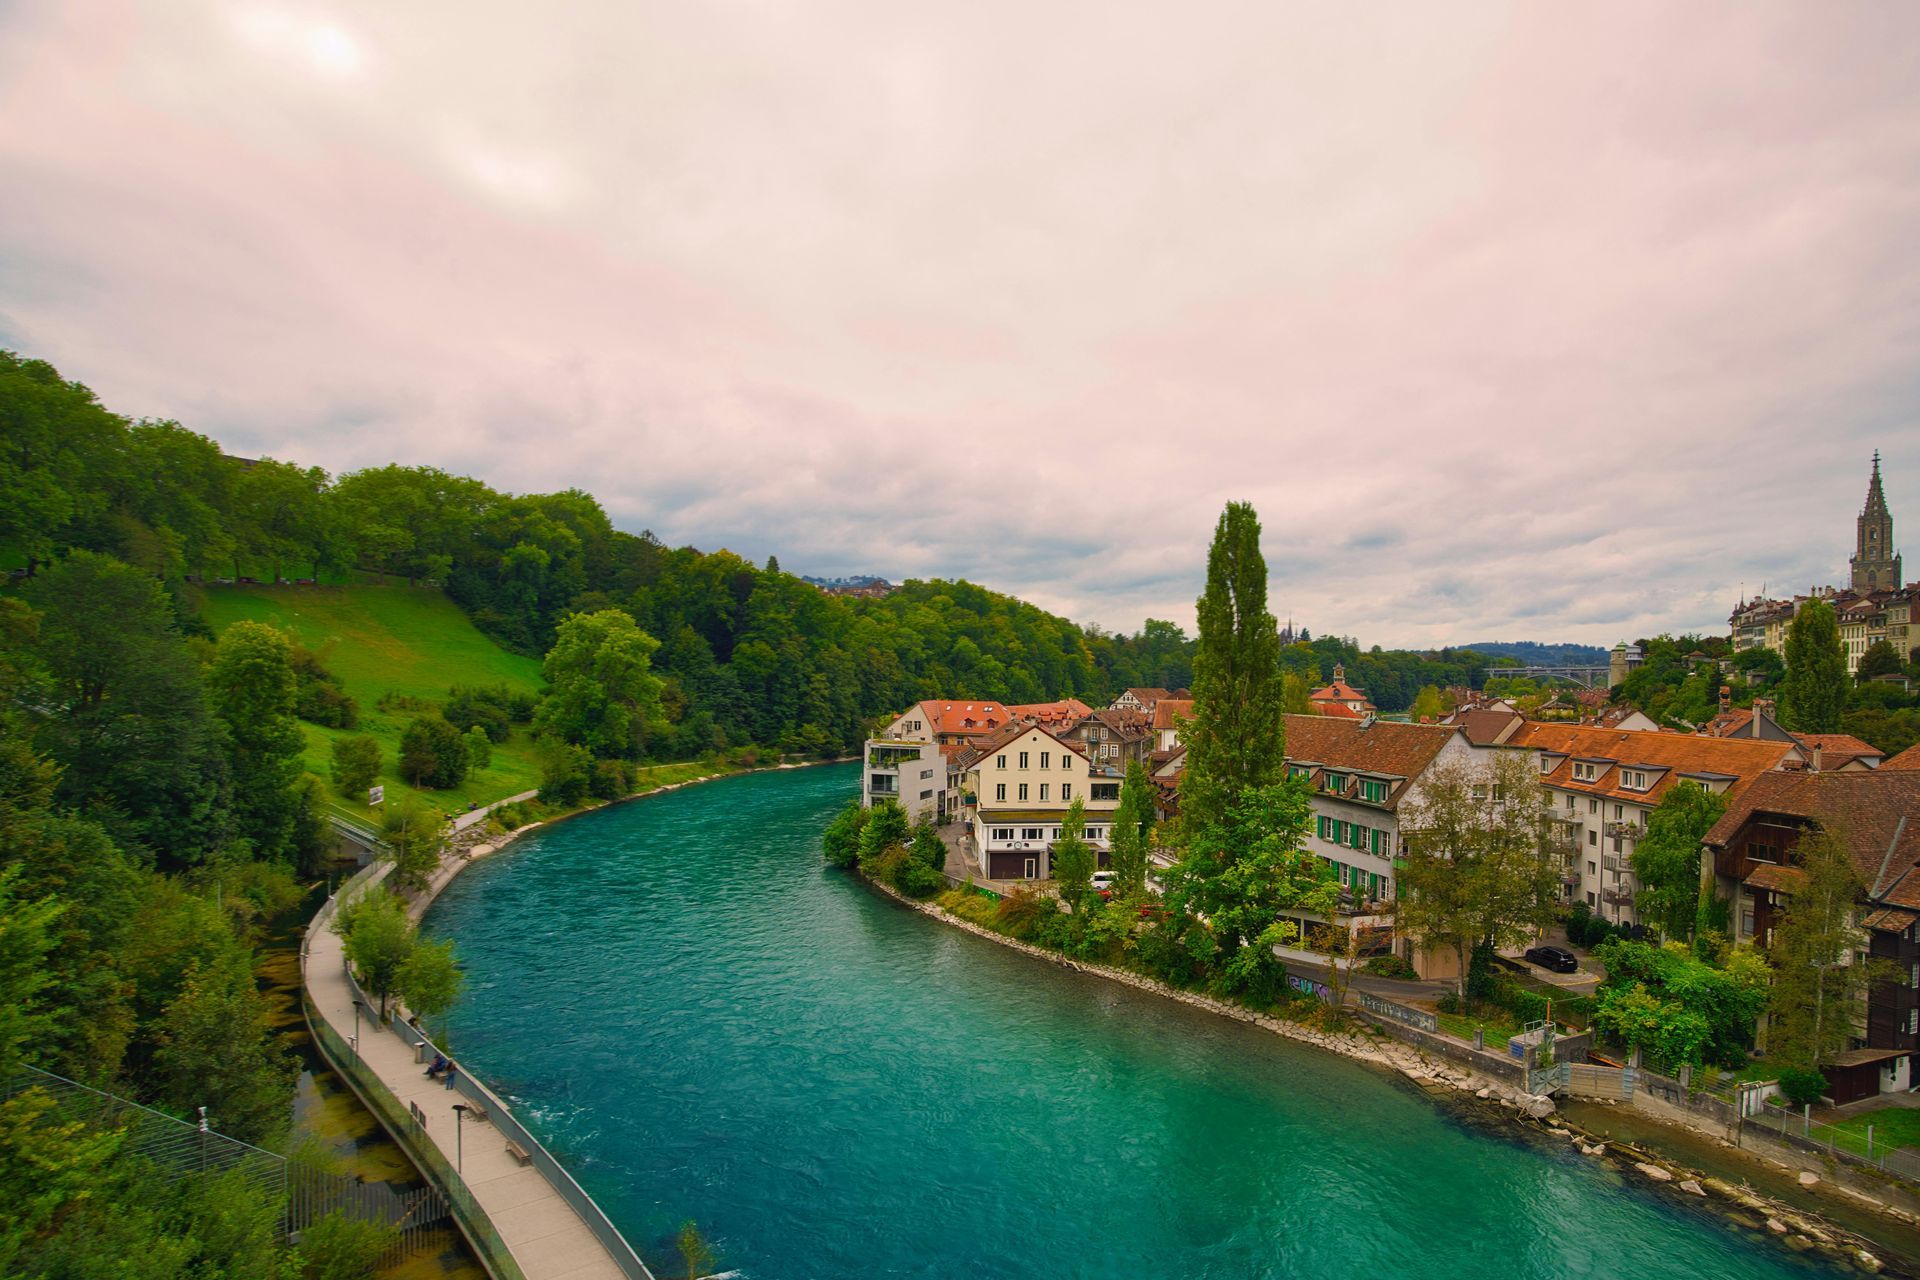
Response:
[1510, 724, 1804, 929]
[956, 722, 1124, 879]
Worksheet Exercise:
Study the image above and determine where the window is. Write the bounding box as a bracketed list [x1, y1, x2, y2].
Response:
[1086, 826, 1103, 840]
[1586, 891, 1595, 907]
[920, 789, 933, 800]
[1325, 772, 1347, 793]
[921, 767, 934, 779]
[993, 828, 1012, 841]
[1573, 763, 1595, 782]
[1335, 820, 1349, 844]
[1018, 784, 1029, 801]
[996, 755, 1006, 770]
[1540, 756, 1553, 773]
[1091, 783, 1119, 801]
[1612, 804, 1623, 820]
[1022, 827, 1043, 841]
[995, 783, 1006, 801]
[1041, 752, 1051, 770]
[1062, 783, 1072, 800]
[1370, 829, 1384, 856]
[1360, 780, 1388, 804]
[1318, 816, 1332, 840]
[1019, 752, 1030, 769]
[1588, 830, 1597, 846]
[1565, 795, 1574, 810]
[1039, 784, 1050, 801]
[1351, 824, 1367, 850]
[1588, 799, 1598, 814]
[1587, 861, 1596, 876]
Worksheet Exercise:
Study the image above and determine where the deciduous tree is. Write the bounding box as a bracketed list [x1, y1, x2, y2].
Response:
[1781, 598, 1847, 733]
[1629, 780, 1726, 942]
[534, 610, 664, 759]
[1108, 761, 1154, 899]
[399, 715, 468, 789]
[1052, 799, 1096, 912]
[334, 888, 414, 1019]
[1766, 824, 1890, 1072]
[1396, 752, 1556, 996]
[330, 734, 381, 798]
[396, 937, 464, 1045]
[207, 621, 307, 858]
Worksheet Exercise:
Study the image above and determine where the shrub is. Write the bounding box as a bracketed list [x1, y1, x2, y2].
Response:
[895, 857, 946, 898]
[1776, 1067, 1828, 1108]
[537, 740, 594, 806]
[297, 1208, 398, 1280]
[821, 802, 867, 868]
[1363, 954, 1418, 980]
[590, 758, 636, 801]
[444, 683, 530, 742]
[290, 645, 358, 728]
[992, 887, 1057, 940]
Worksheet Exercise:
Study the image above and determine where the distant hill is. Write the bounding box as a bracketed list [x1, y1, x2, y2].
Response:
[1458, 641, 1609, 666]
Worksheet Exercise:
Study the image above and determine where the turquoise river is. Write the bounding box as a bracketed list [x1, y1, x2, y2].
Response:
[423, 763, 1850, 1279]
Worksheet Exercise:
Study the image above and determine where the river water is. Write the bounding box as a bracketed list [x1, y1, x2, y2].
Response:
[424, 763, 1846, 1279]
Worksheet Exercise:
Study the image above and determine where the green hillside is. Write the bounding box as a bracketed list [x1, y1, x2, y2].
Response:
[199, 584, 547, 821]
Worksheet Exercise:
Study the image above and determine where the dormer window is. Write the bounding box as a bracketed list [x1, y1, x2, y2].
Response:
[1622, 770, 1648, 791]
[1359, 779, 1388, 804]
[1573, 762, 1597, 782]
[1324, 772, 1347, 793]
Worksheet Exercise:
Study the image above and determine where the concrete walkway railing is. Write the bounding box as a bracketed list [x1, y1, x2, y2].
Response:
[307, 853, 655, 1280]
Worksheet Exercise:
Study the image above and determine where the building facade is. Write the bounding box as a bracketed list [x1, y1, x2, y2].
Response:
[1702, 771, 1920, 1100]
[957, 723, 1124, 880]
[1510, 724, 1803, 929]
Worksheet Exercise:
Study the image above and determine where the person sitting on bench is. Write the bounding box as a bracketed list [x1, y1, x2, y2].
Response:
[425, 1054, 449, 1078]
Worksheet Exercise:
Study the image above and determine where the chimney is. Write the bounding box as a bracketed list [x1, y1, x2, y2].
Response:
[1718, 687, 1730, 713]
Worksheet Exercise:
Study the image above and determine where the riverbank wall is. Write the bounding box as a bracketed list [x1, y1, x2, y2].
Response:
[868, 874, 1919, 1274]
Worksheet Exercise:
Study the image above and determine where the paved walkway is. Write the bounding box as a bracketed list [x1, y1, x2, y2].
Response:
[307, 858, 630, 1279]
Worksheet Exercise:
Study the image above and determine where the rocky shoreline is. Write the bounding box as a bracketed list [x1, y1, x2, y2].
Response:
[870, 876, 1914, 1277]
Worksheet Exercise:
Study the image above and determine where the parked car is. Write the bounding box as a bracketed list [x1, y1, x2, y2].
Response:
[1090, 870, 1116, 900]
[1524, 945, 1579, 974]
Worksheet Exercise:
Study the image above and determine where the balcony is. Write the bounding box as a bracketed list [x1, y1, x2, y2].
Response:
[1602, 885, 1635, 908]
[1604, 821, 1640, 840]
[1602, 853, 1626, 875]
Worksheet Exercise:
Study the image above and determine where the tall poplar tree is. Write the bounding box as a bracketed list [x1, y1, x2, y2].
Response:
[1108, 761, 1155, 899]
[1781, 598, 1847, 734]
[1177, 502, 1284, 835]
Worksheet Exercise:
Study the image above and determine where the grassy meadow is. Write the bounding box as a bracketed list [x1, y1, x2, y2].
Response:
[199, 584, 548, 822]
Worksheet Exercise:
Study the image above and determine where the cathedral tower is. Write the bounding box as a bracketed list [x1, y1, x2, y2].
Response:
[1851, 451, 1901, 592]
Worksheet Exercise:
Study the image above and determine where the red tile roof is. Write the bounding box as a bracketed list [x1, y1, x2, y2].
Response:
[1313, 699, 1368, 719]
[1009, 699, 1096, 725]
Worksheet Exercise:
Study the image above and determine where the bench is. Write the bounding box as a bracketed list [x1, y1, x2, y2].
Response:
[504, 1141, 531, 1167]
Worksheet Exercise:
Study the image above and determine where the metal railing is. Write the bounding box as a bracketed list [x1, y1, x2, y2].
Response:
[374, 995, 655, 1279]
[1743, 1101, 1920, 1184]
[314, 862, 655, 1280]
[303, 992, 528, 1280]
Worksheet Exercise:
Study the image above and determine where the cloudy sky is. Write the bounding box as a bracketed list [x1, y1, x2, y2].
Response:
[2, 2, 1917, 648]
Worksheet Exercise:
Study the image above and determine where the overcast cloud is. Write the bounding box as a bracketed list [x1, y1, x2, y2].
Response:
[2, 2, 1917, 647]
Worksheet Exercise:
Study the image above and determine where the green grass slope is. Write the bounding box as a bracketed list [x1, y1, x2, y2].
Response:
[200, 585, 546, 822]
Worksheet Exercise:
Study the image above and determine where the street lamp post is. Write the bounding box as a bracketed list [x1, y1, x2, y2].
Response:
[352, 1000, 362, 1058]
[451, 1103, 470, 1178]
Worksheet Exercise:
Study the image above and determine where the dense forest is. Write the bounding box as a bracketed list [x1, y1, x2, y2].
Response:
[1, 349, 1507, 756]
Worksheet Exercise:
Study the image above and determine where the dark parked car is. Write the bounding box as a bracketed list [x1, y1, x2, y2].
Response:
[1524, 945, 1579, 974]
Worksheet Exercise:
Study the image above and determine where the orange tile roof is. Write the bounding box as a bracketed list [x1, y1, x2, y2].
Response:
[1885, 744, 1920, 771]
[1313, 700, 1368, 719]
[1511, 723, 1797, 807]
[1794, 733, 1884, 768]
[917, 699, 1013, 736]
[1151, 699, 1194, 731]
[1009, 699, 1096, 724]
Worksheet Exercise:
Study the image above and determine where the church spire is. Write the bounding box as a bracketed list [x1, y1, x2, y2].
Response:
[1851, 450, 1900, 592]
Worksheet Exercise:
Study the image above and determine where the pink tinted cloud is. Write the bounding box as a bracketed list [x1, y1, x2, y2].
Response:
[1, 1, 1917, 646]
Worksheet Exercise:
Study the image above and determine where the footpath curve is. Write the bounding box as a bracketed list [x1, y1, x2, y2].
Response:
[305, 790, 647, 1280]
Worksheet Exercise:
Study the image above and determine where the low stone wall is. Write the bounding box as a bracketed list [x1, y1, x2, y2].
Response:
[1350, 1011, 1532, 1088]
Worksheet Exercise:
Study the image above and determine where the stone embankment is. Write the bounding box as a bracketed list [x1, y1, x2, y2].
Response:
[871, 877, 1912, 1277]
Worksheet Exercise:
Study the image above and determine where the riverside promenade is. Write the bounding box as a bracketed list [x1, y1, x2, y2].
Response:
[305, 792, 646, 1280]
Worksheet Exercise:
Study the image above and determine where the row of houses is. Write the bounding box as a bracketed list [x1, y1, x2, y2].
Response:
[860, 680, 1920, 1095]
